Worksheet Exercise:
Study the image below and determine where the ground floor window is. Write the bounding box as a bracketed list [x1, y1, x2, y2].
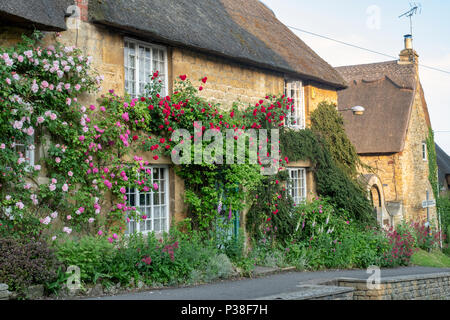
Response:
[14, 134, 35, 168]
[288, 168, 307, 205]
[125, 166, 169, 234]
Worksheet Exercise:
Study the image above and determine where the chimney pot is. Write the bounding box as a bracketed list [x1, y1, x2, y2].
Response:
[404, 34, 413, 50]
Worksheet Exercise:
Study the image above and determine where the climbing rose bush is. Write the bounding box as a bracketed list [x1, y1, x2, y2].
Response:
[0, 32, 101, 239]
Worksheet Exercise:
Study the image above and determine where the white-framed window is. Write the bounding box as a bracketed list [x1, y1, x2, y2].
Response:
[288, 168, 307, 205]
[422, 143, 427, 161]
[14, 135, 35, 168]
[125, 166, 170, 235]
[285, 80, 305, 129]
[124, 38, 168, 97]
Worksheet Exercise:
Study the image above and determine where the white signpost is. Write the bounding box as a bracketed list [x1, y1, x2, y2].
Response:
[422, 199, 436, 208]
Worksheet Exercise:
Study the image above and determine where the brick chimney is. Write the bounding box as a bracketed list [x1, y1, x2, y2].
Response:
[75, 0, 89, 22]
[398, 34, 419, 65]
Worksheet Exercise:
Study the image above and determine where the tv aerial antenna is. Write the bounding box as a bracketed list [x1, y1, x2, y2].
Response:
[399, 3, 422, 37]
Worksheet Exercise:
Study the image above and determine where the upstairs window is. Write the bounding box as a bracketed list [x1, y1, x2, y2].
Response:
[124, 39, 168, 97]
[285, 81, 305, 129]
[422, 143, 427, 161]
[288, 168, 307, 205]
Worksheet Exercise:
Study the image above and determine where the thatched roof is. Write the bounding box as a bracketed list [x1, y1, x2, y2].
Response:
[336, 61, 418, 154]
[89, 0, 346, 89]
[0, 0, 72, 31]
[436, 144, 450, 187]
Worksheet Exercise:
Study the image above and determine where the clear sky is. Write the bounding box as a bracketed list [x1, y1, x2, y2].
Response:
[261, 0, 450, 155]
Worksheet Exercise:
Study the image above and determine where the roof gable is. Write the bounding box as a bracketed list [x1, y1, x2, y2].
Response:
[336, 61, 417, 154]
[89, 0, 346, 88]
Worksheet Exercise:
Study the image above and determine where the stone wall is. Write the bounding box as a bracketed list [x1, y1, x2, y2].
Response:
[359, 84, 436, 225]
[257, 284, 354, 300]
[0, 284, 11, 300]
[399, 84, 436, 223]
[337, 272, 450, 300]
[171, 47, 285, 109]
[304, 81, 338, 128]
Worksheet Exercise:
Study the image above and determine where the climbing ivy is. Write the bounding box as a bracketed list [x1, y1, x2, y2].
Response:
[310, 101, 364, 178]
[426, 128, 439, 199]
[280, 128, 374, 225]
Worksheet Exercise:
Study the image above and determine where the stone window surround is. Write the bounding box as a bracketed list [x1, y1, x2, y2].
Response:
[124, 37, 169, 98]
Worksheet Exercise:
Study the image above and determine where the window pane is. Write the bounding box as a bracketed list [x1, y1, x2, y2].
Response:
[154, 219, 161, 232]
[154, 206, 160, 219]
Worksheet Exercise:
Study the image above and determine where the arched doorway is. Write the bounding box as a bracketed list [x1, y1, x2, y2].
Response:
[370, 185, 382, 208]
[362, 174, 388, 227]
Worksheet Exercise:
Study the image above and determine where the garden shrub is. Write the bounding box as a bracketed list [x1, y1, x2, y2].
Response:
[280, 129, 374, 225]
[382, 223, 418, 267]
[202, 253, 234, 282]
[409, 220, 444, 251]
[51, 227, 235, 289]
[0, 237, 61, 296]
[291, 197, 350, 242]
[54, 236, 115, 284]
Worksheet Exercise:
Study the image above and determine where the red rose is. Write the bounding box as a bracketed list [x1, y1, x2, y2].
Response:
[141, 97, 146, 102]
[179, 75, 187, 81]
[201, 77, 207, 83]
[153, 155, 159, 160]
[199, 86, 203, 91]
[132, 135, 139, 141]
[160, 138, 165, 144]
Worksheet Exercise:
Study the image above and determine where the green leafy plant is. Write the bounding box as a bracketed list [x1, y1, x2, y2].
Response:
[0, 237, 61, 297]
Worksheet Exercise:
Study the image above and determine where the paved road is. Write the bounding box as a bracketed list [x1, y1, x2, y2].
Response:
[90, 266, 450, 300]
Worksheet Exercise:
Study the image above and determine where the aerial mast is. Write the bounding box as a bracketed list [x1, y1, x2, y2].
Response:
[399, 3, 422, 38]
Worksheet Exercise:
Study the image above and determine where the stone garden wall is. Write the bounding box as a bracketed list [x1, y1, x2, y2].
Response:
[0, 284, 11, 300]
[337, 272, 450, 300]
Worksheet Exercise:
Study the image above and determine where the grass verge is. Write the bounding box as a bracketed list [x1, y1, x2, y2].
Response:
[411, 249, 450, 268]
